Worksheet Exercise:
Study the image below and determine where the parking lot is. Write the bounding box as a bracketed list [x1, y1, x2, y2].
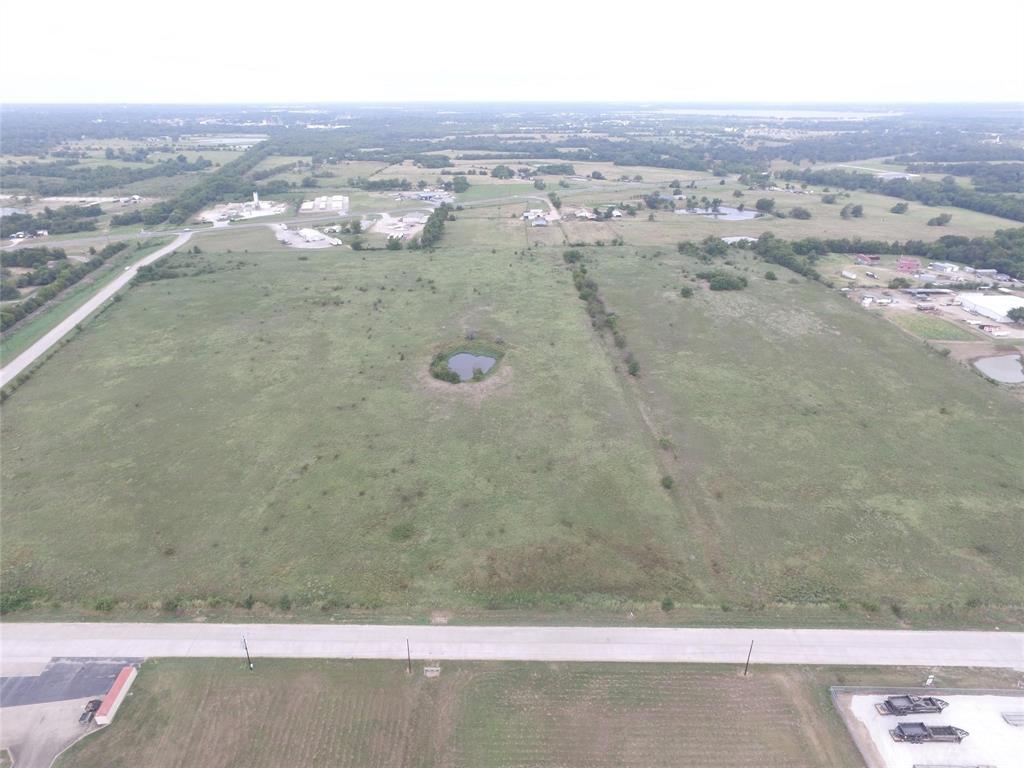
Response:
[836, 689, 1024, 768]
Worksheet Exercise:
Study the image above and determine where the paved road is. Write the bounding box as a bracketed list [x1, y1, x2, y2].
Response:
[2, 624, 1021, 668]
[0, 233, 191, 387]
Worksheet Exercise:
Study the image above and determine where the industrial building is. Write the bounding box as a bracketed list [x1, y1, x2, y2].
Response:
[960, 293, 1024, 323]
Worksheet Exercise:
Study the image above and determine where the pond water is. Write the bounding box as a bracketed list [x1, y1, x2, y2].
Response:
[675, 206, 760, 221]
[973, 354, 1024, 383]
[448, 353, 497, 381]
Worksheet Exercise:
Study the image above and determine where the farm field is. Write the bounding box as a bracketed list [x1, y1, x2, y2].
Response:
[56, 660, 888, 768]
[889, 311, 980, 340]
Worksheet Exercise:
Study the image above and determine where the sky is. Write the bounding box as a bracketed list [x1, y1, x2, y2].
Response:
[2, 0, 1023, 104]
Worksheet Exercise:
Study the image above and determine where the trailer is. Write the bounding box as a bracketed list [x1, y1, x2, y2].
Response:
[890, 722, 969, 744]
[875, 695, 949, 716]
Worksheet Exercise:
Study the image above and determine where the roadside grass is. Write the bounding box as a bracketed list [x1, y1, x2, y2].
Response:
[890, 312, 980, 341]
[0, 238, 171, 362]
[62, 660, 1016, 768]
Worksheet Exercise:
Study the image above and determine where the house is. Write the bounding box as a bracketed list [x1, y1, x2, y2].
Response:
[929, 261, 960, 273]
[841, 270, 857, 280]
[531, 218, 549, 227]
[95, 666, 138, 726]
[522, 209, 545, 221]
[855, 254, 881, 265]
[897, 257, 921, 272]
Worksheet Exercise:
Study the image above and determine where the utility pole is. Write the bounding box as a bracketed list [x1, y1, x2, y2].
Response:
[406, 639, 412, 674]
[242, 635, 254, 672]
[743, 640, 754, 676]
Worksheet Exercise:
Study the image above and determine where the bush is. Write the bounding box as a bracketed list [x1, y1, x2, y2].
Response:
[661, 597, 674, 612]
[765, 271, 778, 280]
[390, 522, 415, 542]
[696, 269, 748, 291]
[278, 594, 292, 611]
[94, 597, 115, 611]
[660, 475, 674, 489]
[679, 286, 694, 298]
[627, 360, 640, 376]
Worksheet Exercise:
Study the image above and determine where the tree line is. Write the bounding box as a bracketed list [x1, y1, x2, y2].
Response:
[1, 241, 130, 330]
[0, 204, 103, 238]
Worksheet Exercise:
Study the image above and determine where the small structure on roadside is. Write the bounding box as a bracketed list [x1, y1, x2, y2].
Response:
[94, 666, 138, 726]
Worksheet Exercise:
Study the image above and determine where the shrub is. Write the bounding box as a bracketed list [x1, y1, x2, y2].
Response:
[661, 597, 674, 612]
[627, 360, 640, 376]
[765, 270, 778, 280]
[390, 522, 415, 541]
[94, 597, 115, 611]
[679, 286, 694, 298]
[660, 475, 674, 489]
[696, 269, 748, 291]
[278, 594, 292, 611]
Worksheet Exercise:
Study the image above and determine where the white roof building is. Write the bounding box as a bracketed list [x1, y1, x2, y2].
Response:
[960, 293, 1024, 323]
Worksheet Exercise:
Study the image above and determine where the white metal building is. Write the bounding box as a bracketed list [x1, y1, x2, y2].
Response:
[960, 293, 1024, 323]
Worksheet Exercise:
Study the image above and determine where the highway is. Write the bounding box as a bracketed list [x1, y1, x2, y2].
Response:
[0, 233, 192, 388]
[1, 624, 1021, 668]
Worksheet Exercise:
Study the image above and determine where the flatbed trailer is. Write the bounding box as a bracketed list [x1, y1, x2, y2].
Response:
[891, 722, 969, 744]
[875, 695, 949, 716]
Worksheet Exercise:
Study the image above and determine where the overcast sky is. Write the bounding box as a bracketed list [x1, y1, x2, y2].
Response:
[2, 0, 1023, 104]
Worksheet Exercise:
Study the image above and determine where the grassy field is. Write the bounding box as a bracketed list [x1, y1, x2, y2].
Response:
[1, 225, 693, 615]
[2, 176, 1023, 626]
[0, 238, 171, 362]
[890, 311, 980, 340]
[590, 245, 1024, 614]
[56, 659, 961, 768]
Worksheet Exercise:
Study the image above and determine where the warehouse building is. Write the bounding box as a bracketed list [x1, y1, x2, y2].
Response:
[960, 293, 1024, 323]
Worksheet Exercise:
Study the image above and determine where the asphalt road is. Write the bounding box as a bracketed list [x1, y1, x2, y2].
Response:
[0, 233, 192, 387]
[2, 624, 1021, 668]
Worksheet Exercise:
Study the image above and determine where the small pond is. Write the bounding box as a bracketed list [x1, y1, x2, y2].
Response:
[675, 206, 759, 221]
[973, 354, 1024, 384]
[447, 353, 497, 381]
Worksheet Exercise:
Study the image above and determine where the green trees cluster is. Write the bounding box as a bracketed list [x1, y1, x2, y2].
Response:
[536, 163, 575, 175]
[409, 204, 451, 249]
[0, 204, 102, 238]
[490, 165, 515, 179]
[695, 269, 748, 291]
[0, 155, 212, 196]
[348, 177, 411, 191]
[1, 242, 129, 330]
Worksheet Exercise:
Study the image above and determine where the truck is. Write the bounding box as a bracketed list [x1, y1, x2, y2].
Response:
[890, 722, 969, 744]
[875, 695, 949, 716]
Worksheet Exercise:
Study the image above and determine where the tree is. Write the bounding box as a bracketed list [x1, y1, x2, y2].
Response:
[386, 237, 402, 250]
[764, 271, 777, 281]
[790, 206, 812, 219]
[1007, 307, 1024, 324]
[890, 202, 909, 214]
[490, 165, 514, 179]
[533, 178, 546, 190]
[591, 171, 605, 180]
[452, 175, 469, 193]
[0, 283, 21, 300]
[928, 213, 953, 226]
[755, 198, 775, 213]
[888, 277, 912, 289]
